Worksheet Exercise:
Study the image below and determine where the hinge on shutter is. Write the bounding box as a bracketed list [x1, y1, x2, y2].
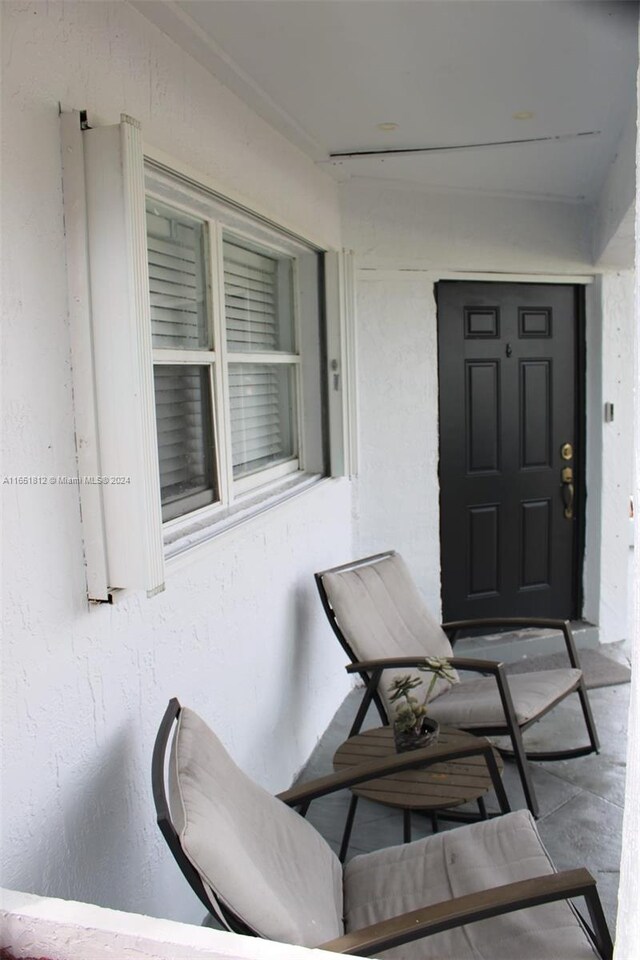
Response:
[80, 110, 91, 131]
[89, 594, 114, 605]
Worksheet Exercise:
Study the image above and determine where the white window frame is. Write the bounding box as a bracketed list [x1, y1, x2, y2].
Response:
[144, 173, 322, 537]
[219, 227, 303, 497]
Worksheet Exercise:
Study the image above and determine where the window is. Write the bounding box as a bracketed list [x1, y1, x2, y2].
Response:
[61, 112, 349, 598]
[144, 169, 326, 528]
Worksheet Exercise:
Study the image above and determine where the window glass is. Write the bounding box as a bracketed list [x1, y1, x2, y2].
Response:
[147, 201, 209, 350]
[228, 363, 297, 479]
[223, 238, 294, 353]
[153, 365, 218, 520]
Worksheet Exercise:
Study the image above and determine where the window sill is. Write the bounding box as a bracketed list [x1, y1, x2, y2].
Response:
[163, 472, 326, 562]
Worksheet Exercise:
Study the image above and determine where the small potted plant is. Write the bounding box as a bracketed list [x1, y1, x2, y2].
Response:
[389, 656, 458, 752]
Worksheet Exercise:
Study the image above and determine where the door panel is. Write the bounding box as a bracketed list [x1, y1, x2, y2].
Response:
[521, 499, 551, 589]
[437, 281, 582, 620]
[468, 504, 500, 596]
[520, 360, 551, 468]
[467, 361, 500, 472]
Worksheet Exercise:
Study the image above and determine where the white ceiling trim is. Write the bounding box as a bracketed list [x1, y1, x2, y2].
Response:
[357, 268, 595, 285]
[338, 174, 589, 206]
[327, 130, 601, 161]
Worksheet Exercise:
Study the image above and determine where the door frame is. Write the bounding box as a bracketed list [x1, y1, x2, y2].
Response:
[574, 286, 587, 618]
[433, 271, 591, 621]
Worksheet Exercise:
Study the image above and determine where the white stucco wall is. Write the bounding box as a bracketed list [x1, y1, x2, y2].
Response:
[0, 888, 339, 960]
[592, 105, 636, 265]
[353, 273, 441, 607]
[342, 179, 593, 273]
[598, 271, 635, 643]
[343, 179, 633, 634]
[1, 1, 352, 925]
[582, 269, 635, 645]
[611, 41, 640, 957]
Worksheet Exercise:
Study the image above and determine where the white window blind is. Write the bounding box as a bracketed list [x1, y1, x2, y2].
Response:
[224, 242, 278, 352]
[223, 239, 297, 481]
[147, 204, 208, 350]
[229, 363, 296, 478]
[147, 201, 219, 521]
[154, 365, 217, 519]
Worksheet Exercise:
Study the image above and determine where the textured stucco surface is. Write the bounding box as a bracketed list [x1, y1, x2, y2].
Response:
[353, 274, 442, 609]
[340, 178, 593, 273]
[598, 271, 634, 643]
[611, 35, 639, 956]
[592, 105, 636, 266]
[1, 0, 350, 925]
[0, 887, 338, 959]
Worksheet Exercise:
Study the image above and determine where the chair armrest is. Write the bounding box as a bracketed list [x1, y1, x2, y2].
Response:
[346, 655, 502, 676]
[344, 656, 507, 738]
[277, 737, 500, 808]
[442, 618, 581, 669]
[319, 868, 611, 957]
[345, 656, 521, 752]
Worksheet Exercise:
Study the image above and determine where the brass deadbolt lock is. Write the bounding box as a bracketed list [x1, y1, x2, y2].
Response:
[561, 442, 573, 461]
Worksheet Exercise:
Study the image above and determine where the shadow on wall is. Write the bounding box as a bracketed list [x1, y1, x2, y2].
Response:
[262, 583, 320, 755]
[10, 725, 146, 913]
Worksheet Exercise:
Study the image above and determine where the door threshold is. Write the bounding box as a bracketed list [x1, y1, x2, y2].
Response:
[453, 620, 599, 664]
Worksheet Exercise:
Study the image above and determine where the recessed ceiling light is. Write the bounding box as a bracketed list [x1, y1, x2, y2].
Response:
[512, 111, 535, 120]
[377, 122, 399, 131]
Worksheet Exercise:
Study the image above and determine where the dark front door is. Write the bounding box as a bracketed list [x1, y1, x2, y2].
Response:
[437, 280, 583, 621]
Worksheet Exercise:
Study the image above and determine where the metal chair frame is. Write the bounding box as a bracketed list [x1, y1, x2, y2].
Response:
[152, 697, 255, 936]
[316, 550, 600, 818]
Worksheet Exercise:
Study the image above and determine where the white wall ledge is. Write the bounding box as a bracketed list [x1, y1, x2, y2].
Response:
[164, 473, 325, 561]
[0, 889, 343, 960]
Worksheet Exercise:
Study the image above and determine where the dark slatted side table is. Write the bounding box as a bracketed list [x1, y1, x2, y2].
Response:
[333, 725, 509, 860]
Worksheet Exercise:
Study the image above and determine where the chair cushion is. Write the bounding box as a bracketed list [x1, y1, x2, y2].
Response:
[427, 668, 582, 728]
[169, 707, 343, 946]
[322, 553, 458, 714]
[343, 810, 599, 960]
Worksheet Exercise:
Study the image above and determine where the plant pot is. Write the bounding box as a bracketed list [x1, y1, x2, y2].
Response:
[393, 717, 440, 753]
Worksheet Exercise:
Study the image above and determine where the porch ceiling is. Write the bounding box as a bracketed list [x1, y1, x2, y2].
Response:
[134, 0, 637, 204]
